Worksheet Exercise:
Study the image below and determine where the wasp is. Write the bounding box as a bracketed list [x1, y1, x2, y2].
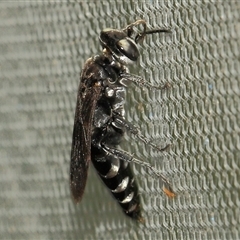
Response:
[70, 20, 175, 222]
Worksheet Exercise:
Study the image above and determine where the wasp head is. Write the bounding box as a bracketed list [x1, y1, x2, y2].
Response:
[99, 20, 170, 65]
[100, 28, 139, 65]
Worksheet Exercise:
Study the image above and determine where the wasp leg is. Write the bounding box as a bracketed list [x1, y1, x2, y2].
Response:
[119, 73, 171, 90]
[102, 144, 175, 196]
[112, 116, 170, 152]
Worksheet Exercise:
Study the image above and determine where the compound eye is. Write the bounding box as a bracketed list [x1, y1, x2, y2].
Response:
[116, 38, 139, 61]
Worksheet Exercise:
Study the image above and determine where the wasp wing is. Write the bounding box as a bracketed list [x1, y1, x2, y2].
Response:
[70, 62, 102, 203]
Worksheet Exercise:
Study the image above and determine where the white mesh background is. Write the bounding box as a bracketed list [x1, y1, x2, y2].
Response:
[0, 1, 239, 240]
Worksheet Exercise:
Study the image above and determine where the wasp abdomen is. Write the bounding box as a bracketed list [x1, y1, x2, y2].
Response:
[92, 149, 141, 220]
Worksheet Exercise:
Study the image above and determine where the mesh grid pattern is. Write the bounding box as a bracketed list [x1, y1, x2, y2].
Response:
[0, 1, 239, 240]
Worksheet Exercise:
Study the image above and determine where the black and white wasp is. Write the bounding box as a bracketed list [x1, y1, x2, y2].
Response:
[70, 19, 175, 222]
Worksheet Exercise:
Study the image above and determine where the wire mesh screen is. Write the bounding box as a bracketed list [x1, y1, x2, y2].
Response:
[0, 1, 239, 240]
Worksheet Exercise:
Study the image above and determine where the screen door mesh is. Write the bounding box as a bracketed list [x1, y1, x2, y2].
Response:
[0, 1, 239, 240]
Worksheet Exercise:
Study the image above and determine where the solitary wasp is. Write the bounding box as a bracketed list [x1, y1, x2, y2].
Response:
[70, 20, 175, 222]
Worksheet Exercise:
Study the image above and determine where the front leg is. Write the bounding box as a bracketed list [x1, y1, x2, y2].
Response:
[119, 73, 171, 90]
